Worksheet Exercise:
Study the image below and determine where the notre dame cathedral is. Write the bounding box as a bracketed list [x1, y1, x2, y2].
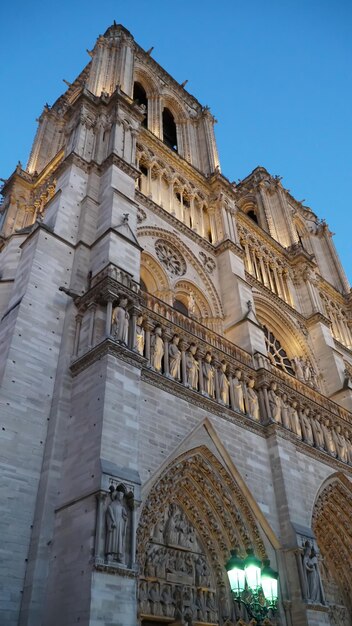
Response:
[1, 22, 352, 626]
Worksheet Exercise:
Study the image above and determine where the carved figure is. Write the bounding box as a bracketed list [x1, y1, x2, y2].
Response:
[344, 429, 352, 464]
[268, 381, 281, 423]
[232, 370, 245, 412]
[112, 298, 129, 344]
[218, 362, 230, 405]
[161, 584, 174, 617]
[135, 315, 145, 355]
[293, 356, 305, 382]
[246, 378, 260, 421]
[334, 425, 348, 463]
[206, 591, 218, 622]
[322, 419, 336, 456]
[139, 580, 150, 614]
[105, 488, 128, 563]
[185, 344, 199, 389]
[300, 407, 314, 445]
[302, 542, 324, 604]
[289, 399, 301, 438]
[203, 352, 215, 397]
[169, 334, 181, 379]
[196, 589, 207, 621]
[188, 290, 196, 316]
[164, 504, 179, 545]
[281, 393, 291, 429]
[151, 326, 164, 372]
[312, 414, 324, 450]
[149, 581, 162, 615]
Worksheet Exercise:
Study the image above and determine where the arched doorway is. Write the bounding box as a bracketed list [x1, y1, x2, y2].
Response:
[136, 446, 276, 625]
[312, 474, 352, 625]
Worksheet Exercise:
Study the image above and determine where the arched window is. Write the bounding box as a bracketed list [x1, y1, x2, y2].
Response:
[174, 298, 188, 316]
[263, 325, 294, 375]
[162, 108, 177, 151]
[246, 209, 259, 224]
[133, 82, 148, 128]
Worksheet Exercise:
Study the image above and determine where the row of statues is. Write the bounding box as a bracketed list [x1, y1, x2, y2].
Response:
[139, 580, 218, 623]
[111, 307, 352, 465]
[267, 382, 352, 463]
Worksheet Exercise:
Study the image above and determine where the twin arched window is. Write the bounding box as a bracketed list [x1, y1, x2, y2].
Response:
[133, 82, 178, 152]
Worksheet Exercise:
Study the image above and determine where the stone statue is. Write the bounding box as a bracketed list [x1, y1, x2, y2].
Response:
[169, 334, 181, 380]
[218, 362, 230, 405]
[312, 414, 324, 450]
[185, 343, 198, 389]
[300, 407, 314, 445]
[203, 352, 215, 397]
[344, 429, 352, 465]
[232, 369, 245, 412]
[112, 298, 129, 344]
[151, 326, 164, 372]
[135, 315, 145, 355]
[333, 425, 348, 463]
[105, 488, 128, 563]
[281, 393, 291, 429]
[206, 591, 218, 622]
[322, 418, 336, 456]
[196, 589, 207, 621]
[293, 356, 305, 382]
[246, 378, 260, 421]
[268, 381, 281, 423]
[289, 400, 302, 438]
[188, 290, 196, 316]
[302, 542, 324, 604]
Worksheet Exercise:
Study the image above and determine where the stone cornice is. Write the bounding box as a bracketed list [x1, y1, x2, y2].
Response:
[214, 238, 245, 259]
[306, 311, 332, 329]
[135, 189, 215, 254]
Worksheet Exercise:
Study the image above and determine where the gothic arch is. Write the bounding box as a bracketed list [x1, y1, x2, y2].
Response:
[253, 292, 317, 367]
[133, 63, 160, 98]
[312, 473, 352, 612]
[161, 91, 188, 124]
[173, 279, 213, 319]
[293, 214, 314, 254]
[137, 445, 270, 589]
[137, 226, 224, 319]
[140, 251, 170, 295]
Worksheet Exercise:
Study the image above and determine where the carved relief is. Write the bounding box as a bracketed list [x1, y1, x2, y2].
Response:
[199, 250, 216, 274]
[140, 502, 218, 624]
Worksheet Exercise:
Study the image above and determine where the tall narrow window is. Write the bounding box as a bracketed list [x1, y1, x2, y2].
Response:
[162, 108, 177, 151]
[133, 82, 148, 128]
[247, 209, 258, 224]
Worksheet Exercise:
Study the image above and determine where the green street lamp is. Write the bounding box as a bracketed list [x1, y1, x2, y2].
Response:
[225, 548, 279, 625]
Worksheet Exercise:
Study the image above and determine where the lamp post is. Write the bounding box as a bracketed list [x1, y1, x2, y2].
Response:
[225, 548, 279, 625]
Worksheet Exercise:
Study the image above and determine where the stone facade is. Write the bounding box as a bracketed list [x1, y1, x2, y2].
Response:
[1, 22, 352, 626]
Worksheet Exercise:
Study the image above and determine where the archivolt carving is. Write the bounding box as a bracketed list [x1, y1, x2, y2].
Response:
[161, 90, 189, 124]
[137, 226, 224, 318]
[141, 251, 170, 294]
[137, 446, 268, 588]
[133, 62, 160, 98]
[312, 474, 352, 613]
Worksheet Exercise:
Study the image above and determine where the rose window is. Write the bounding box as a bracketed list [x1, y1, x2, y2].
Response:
[155, 239, 186, 276]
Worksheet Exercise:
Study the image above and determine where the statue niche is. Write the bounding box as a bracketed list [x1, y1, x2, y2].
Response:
[139, 502, 219, 624]
[95, 483, 135, 569]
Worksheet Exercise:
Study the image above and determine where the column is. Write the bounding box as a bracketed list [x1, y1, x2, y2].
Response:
[144, 321, 153, 365]
[87, 303, 97, 349]
[73, 312, 83, 356]
[105, 298, 113, 337]
[163, 329, 172, 377]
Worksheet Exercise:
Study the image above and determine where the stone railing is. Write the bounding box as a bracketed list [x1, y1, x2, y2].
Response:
[70, 273, 352, 468]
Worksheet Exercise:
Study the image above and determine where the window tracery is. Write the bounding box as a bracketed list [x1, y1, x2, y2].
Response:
[263, 325, 295, 375]
[155, 239, 186, 277]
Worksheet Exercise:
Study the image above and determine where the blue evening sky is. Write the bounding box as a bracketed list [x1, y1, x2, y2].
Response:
[1, 1, 351, 282]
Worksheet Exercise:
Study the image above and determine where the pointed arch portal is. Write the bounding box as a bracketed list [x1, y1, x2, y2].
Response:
[137, 445, 277, 624]
[312, 473, 352, 621]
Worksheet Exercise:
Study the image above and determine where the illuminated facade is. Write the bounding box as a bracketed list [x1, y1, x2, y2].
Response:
[1, 23, 352, 626]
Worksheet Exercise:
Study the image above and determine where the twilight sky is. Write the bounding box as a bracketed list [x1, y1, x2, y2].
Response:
[1, 0, 351, 282]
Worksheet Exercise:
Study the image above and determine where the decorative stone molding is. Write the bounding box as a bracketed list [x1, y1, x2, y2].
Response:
[155, 238, 186, 276]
